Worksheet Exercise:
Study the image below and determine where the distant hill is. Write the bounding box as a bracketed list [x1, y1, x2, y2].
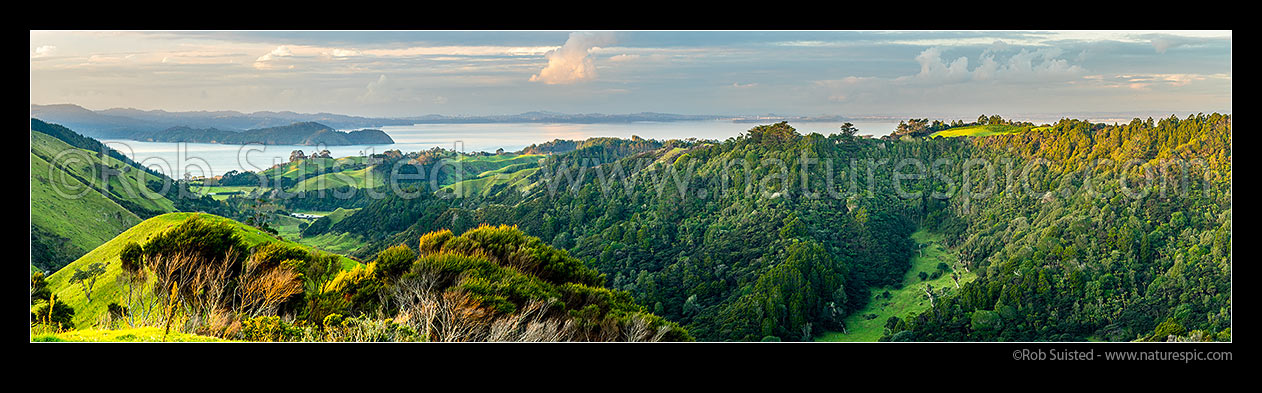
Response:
[31, 104, 413, 139]
[30, 104, 168, 139]
[32, 104, 733, 141]
[402, 111, 724, 124]
[132, 122, 394, 146]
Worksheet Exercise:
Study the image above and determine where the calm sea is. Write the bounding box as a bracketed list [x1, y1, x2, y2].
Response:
[100, 120, 899, 177]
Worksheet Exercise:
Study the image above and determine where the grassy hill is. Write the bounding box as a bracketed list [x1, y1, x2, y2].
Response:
[31, 130, 176, 214]
[929, 124, 1040, 138]
[30, 130, 178, 272]
[41, 212, 361, 329]
[815, 229, 977, 342]
[290, 165, 380, 192]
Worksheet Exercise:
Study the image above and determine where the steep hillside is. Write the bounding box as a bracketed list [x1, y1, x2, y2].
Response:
[30, 129, 178, 271]
[42, 212, 360, 329]
[30, 150, 141, 272]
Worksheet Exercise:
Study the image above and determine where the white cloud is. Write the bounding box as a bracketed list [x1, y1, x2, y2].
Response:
[530, 32, 617, 85]
[816, 46, 1089, 108]
[899, 47, 971, 84]
[256, 45, 294, 62]
[31, 45, 57, 58]
[329, 48, 361, 57]
[362, 46, 557, 57]
[254, 45, 297, 70]
[608, 54, 640, 62]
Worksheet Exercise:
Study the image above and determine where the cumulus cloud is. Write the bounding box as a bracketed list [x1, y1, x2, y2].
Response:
[31, 45, 57, 58]
[254, 45, 297, 69]
[816, 46, 1088, 107]
[329, 48, 361, 57]
[256, 45, 293, 62]
[529, 32, 616, 85]
[898, 47, 971, 84]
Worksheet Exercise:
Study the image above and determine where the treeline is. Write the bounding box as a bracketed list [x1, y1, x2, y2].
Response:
[889, 114, 1036, 139]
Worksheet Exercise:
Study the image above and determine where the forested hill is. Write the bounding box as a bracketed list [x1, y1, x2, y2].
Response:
[316, 115, 1230, 342]
[130, 122, 394, 146]
[324, 123, 943, 341]
[888, 114, 1231, 342]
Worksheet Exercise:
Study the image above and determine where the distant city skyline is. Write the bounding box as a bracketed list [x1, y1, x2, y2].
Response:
[30, 30, 1232, 119]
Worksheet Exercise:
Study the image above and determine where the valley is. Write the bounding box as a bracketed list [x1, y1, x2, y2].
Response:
[816, 229, 976, 342]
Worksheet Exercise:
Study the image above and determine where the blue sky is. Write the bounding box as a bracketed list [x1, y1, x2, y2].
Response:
[30, 30, 1231, 119]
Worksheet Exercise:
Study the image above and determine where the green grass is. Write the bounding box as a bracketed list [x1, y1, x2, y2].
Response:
[31, 327, 225, 342]
[31, 152, 142, 260]
[321, 207, 360, 224]
[815, 229, 977, 342]
[189, 185, 266, 200]
[30, 130, 176, 271]
[295, 231, 367, 256]
[271, 213, 310, 242]
[445, 166, 540, 197]
[31, 131, 176, 213]
[42, 212, 362, 329]
[930, 124, 1030, 138]
[289, 165, 379, 192]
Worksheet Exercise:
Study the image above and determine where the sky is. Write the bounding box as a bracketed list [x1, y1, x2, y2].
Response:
[29, 30, 1232, 119]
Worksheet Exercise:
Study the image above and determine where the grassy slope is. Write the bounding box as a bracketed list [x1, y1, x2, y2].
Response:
[445, 166, 540, 197]
[30, 131, 172, 271]
[296, 232, 366, 255]
[816, 229, 977, 342]
[441, 154, 543, 197]
[31, 131, 176, 213]
[273, 153, 544, 194]
[290, 165, 378, 192]
[31, 152, 141, 262]
[191, 185, 266, 200]
[930, 124, 1031, 138]
[42, 212, 361, 329]
[32, 327, 224, 342]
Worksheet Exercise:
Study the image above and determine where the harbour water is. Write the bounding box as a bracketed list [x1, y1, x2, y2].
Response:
[100, 120, 900, 177]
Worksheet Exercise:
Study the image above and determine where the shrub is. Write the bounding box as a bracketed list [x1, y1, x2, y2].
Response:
[32, 300, 75, 330]
[240, 315, 303, 342]
[375, 245, 417, 282]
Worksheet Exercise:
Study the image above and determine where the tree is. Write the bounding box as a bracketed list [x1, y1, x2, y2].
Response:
[31, 272, 51, 303]
[118, 242, 152, 326]
[70, 262, 107, 303]
[32, 297, 75, 330]
[839, 122, 859, 139]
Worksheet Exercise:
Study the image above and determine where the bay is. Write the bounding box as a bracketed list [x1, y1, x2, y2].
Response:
[100, 120, 899, 177]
